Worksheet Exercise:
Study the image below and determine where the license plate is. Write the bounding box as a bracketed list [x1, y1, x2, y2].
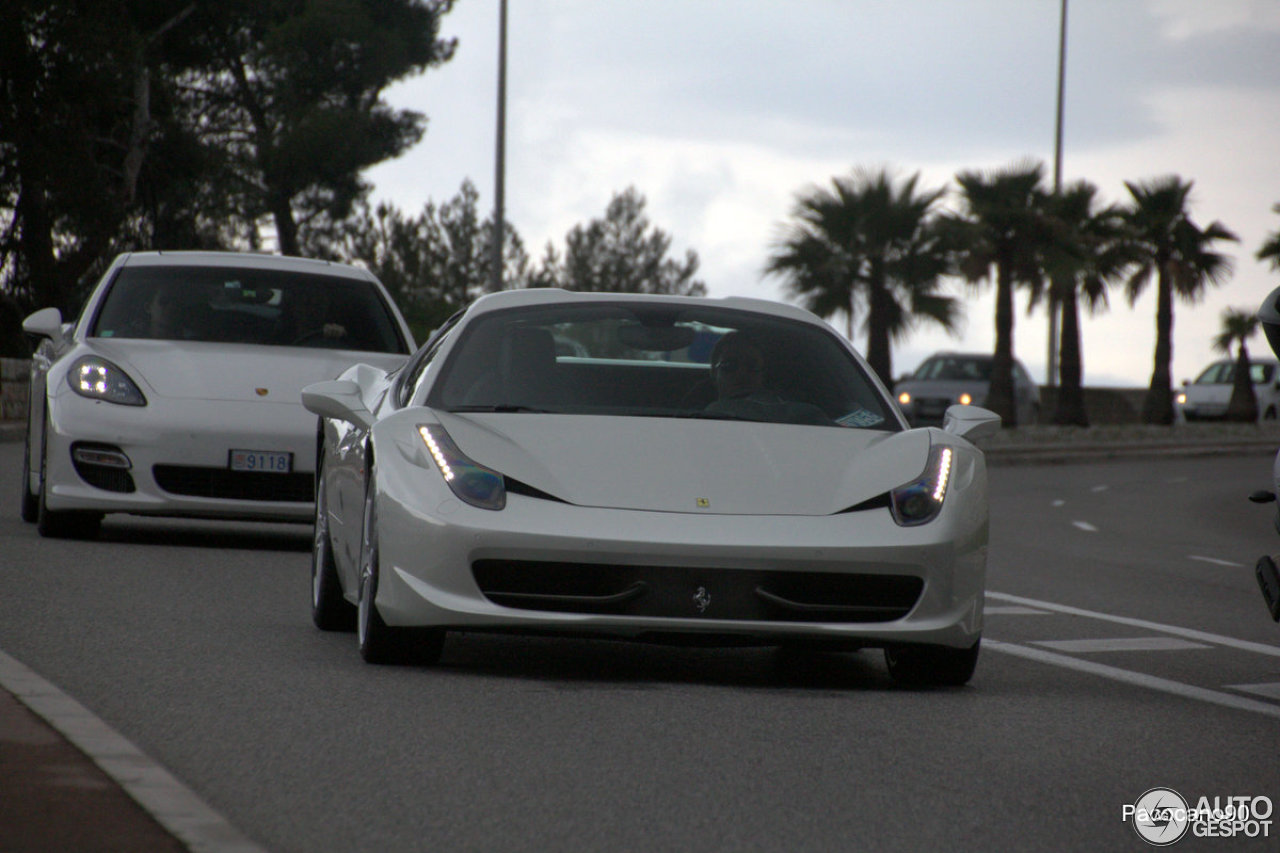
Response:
[229, 449, 293, 473]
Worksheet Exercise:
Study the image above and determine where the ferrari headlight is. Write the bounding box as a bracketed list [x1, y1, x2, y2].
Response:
[890, 445, 953, 527]
[67, 357, 146, 406]
[418, 425, 506, 510]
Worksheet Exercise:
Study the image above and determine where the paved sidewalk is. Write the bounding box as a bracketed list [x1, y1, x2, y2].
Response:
[2, 416, 1278, 851]
[0, 687, 188, 852]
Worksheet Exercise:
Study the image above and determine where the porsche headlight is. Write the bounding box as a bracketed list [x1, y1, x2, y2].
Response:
[890, 445, 953, 526]
[67, 357, 146, 406]
[418, 425, 506, 510]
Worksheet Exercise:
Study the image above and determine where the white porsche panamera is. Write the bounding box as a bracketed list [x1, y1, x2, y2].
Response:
[21, 251, 414, 538]
[303, 289, 1000, 685]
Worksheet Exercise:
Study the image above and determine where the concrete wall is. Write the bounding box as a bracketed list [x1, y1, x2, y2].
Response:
[1037, 386, 1149, 425]
[0, 358, 29, 422]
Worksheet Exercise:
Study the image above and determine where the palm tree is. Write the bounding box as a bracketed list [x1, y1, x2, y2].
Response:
[949, 160, 1053, 427]
[1259, 204, 1280, 269]
[1212, 307, 1260, 422]
[765, 168, 958, 385]
[1038, 181, 1132, 426]
[1120, 176, 1238, 424]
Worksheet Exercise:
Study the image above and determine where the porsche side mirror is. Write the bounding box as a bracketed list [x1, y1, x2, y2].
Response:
[942, 404, 1001, 441]
[22, 307, 64, 343]
[301, 379, 373, 430]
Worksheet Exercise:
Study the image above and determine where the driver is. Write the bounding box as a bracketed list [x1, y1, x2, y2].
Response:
[704, 332, 830, 425]
[289, 286, 347, 345]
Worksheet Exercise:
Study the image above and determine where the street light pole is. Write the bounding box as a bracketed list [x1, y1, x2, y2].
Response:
[1048, 0, 1068, 390]
[490, 0, 508, 293]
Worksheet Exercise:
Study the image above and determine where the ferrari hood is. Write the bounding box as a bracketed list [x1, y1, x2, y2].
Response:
[87, 339, 403, 403]
[434, 412, 932, 516]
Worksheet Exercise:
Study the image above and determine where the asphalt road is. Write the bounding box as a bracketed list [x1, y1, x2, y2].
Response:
[2, 441, 1280, 852]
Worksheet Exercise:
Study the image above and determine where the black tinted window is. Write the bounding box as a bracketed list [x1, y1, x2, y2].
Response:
[90, 266, 408, 354]
[428, 302, 898, 431]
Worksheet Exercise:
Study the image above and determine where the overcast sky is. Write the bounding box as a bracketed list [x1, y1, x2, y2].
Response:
[366, 0, 1280, 386]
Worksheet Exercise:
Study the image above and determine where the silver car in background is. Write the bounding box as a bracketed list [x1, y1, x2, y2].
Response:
[894, 352, 1040, 427]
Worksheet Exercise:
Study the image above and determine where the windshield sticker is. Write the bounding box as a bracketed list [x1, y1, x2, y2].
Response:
[838, 408, 885, 428]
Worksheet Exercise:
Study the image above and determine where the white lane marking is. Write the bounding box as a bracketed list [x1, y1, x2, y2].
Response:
[984, 640, 1280, 720]
[1033, 637, 1209, 653]
[986, 591, 1280, 658]
[1188, 555, 1244, 567]
[1229, 683, 1280, 700]
[1051, 499, 1065, 507]
[985, 605, 1051, 615]
[1091, 485, 1109, 493]
[1072, 521, 1098, 532]
[0, 649, 267, 853]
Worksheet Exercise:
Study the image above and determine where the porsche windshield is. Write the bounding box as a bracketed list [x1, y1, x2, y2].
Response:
[429, 302, 898, 430]
[90, 266, 409, 353]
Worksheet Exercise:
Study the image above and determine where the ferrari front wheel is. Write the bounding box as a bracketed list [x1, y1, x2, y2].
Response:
[884, 639, 980, 687]
[312, 464, 355, 631]
[357, 463, 444, 665]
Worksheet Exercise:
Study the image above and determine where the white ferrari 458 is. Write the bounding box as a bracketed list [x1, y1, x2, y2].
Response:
[21, 251, 414, 538]
[303, 289, 999, 685]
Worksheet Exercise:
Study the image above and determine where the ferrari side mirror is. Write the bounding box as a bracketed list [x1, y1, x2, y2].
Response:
[301, 379, 374, 430]
[942, 404, 1001, 441]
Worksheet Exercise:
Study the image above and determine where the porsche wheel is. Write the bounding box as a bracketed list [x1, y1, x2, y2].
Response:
[35, 413, 101, 540]
[357, 463, 444, 665]
[20, 408, 38, 523]
[884, 640, 980, 687]
[312, 465, 355, 631]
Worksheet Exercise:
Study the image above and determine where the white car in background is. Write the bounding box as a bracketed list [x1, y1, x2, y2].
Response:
[303, 288, 1000, 685]
[20, 251, 414, 538]
[1177, 358, 1280, 421]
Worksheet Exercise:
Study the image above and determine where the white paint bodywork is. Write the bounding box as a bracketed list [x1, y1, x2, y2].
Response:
[24, 252, 413, 523]
[311, 289, 996, 652]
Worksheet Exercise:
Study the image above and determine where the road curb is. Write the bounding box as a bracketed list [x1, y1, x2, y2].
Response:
[0, 650, 268, 853]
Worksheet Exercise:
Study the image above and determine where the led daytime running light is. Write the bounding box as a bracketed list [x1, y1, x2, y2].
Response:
[417, 424, 506, 510]
[419, 426, 455, 482]
[67, 357, 146, 406]
[932, 447, 953, 502]
[889, 445, 954, 527]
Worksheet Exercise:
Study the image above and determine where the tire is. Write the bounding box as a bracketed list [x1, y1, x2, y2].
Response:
[311, 464, 356, 631]
[884, 639, 980, 687]
[35, 412, 101, 540]
[20, 407, 38, 523]
[356, 461, 444, 665]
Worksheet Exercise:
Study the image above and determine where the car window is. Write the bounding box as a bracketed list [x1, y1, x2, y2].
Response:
[1251, 363, 1275, 384]
[1193, 363, 1231, 384]
[396, 312, 462, 408]
[89, 265, 409, 353]
[427, 302, 899, 431]
[913, 356, 992, 382]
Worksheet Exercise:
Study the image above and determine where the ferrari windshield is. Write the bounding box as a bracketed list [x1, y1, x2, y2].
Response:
[429, 302, 898, 430]
[90, 266, 409, 353]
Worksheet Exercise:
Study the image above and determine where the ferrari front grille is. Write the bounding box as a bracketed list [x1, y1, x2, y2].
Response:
[472, 560, 923, 623]
[152, 465, 313, 502]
